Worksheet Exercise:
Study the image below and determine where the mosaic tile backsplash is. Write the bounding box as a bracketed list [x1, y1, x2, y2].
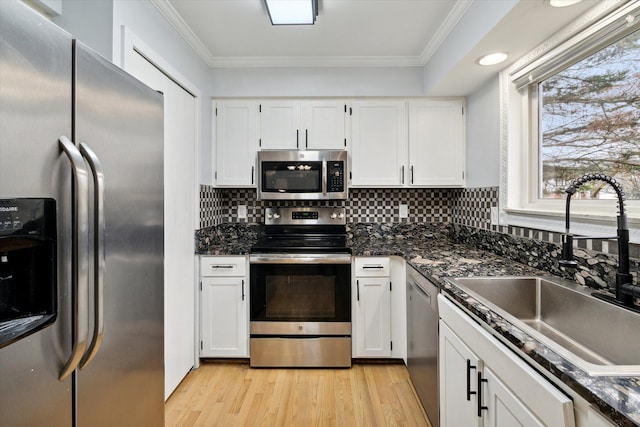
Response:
[199, 185, 638, 284]
[200, 187, 501, 228]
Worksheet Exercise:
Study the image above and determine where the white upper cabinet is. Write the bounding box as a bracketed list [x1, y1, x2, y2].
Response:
[211, 97, 465, 188]
[301, 100, 347, 150]
[259, 100, 301, 149]
[214, 100, 257, 186]
[350, 100, 408, 186]
[408, 100, 465, 187]
[259, 100, 347, 150]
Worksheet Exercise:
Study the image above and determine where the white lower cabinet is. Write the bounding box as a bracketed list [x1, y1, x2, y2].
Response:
[439, 295, 575, 427]
[353, 257, 391, 357]
[483, 366, 544, 426]
[353, 276, 391, 357]
[200, 256, 248, 357]
[440, 320, 482, 427]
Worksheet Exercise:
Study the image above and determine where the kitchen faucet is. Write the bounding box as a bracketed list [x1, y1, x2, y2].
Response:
[559, 173, 640, 311]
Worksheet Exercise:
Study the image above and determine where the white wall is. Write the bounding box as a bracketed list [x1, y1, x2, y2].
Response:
[211, 66, 425, 97]
[465, 76, 500, 188]
[112, 0, 211, 184]
[52, 0, 212, 185]
[51, 0, 113, 60]
[423, 0, 517, 95]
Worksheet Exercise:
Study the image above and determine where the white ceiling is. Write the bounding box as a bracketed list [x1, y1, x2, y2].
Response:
[155, 0, 605, 94]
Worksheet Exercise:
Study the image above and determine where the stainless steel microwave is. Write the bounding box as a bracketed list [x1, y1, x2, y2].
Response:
[257, 150, 348, 200]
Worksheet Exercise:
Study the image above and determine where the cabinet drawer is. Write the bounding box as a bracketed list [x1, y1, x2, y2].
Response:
[200, 256, 246, 277]
[354, 257, 390, 276]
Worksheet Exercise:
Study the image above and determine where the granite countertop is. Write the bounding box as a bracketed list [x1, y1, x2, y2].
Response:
[196, 222, 639, 426]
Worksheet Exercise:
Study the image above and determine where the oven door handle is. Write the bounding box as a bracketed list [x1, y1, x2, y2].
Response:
[250, 253, 352, 264]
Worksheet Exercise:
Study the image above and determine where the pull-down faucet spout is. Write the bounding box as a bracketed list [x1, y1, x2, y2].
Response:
[560, 173, 638, 311]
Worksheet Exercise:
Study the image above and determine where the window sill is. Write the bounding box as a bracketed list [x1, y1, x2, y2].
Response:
[501, 208, 640, 245]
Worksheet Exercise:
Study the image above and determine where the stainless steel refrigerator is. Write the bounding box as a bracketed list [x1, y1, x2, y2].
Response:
[0, 1, 165, 425]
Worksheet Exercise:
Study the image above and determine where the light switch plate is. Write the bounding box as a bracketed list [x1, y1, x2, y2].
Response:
[399, 204, 408, 218]
[490, 206, 499, 225]
[238, 205, 247, 219]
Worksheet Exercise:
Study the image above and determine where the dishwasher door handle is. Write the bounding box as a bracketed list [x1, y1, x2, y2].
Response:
[412, 279, 432, 304]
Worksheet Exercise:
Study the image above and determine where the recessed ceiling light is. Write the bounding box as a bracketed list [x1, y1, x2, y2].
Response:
[477, 52, 509, 66]
[264, 0, 318, 25]
[548, 0, 583, 7]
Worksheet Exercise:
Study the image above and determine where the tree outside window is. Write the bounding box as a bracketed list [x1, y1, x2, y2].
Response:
[540, 29, 640, 200]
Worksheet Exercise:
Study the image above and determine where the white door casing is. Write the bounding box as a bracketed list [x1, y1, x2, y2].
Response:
[121, 27, 199, 400]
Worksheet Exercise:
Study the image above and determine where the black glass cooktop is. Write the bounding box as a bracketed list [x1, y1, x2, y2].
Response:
[251, 235, 350, 254]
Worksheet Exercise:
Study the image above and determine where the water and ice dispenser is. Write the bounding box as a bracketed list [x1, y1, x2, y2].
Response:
[0, 198, 57, 348]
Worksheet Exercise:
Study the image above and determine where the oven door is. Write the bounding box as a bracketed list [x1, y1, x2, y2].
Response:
[249, 253, 352, 367]
[249, 253, 351, 327]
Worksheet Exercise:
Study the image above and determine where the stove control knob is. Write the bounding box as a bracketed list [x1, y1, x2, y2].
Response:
[273, 213, 281, 219]
[338, 213, 344, 219]
[330, 213, 338, 219]
[267, 213, 273, 220]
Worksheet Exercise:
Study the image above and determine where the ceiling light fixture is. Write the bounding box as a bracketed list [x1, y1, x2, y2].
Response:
[477, 52, 509, 66]
[264, 0, 318, 25]
[548, 0, 583, 7]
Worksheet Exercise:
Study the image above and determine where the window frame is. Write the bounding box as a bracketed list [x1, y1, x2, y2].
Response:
[499, 0, 640, 243]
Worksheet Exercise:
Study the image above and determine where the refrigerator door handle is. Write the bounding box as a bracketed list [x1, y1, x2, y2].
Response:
[58, 136, 90, 381]
[78, 142, 105, 369]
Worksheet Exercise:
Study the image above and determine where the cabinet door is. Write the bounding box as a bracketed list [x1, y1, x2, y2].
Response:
[259, 100, 300, 149]
[440, 321, 483, 427]
[215, 100, 257, 186]
[409, 100, 465, 187]
[353, 277, 391, 357]
[483, 367, 544, 427]
[439, 296, 575, 427]
[301, 100, 347, 150]
[351, 100, 407, 186]
[200, 277, 248, 357]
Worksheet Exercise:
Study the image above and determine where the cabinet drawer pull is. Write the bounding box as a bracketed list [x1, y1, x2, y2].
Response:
[210, 265, 234, 269]
[362, 265, 384, 269]
[466, 359, 477, 401]
[477, 372, 488, 417]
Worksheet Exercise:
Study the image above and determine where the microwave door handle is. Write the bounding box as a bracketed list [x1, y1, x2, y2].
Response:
[78, 142, 105, 370]
[58, 136, 90, 381]
[322, 161, 327, 195]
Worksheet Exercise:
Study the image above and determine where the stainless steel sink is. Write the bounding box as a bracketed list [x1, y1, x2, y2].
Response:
[449, 276, 640, 376]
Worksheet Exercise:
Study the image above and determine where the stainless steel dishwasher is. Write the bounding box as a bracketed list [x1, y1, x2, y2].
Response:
[407, 265, 439, 426]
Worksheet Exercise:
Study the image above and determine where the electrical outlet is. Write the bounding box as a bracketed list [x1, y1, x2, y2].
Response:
[238, 205, 247, 220]
[399, 204, 408, 219]
[490, 206, 499, 225]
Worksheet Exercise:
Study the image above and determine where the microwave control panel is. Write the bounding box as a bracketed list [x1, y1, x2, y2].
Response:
[327, 161, 345, 192]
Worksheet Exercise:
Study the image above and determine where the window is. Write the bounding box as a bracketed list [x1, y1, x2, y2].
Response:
[538, 30, 640, 200]
[501, 1, 640, 242]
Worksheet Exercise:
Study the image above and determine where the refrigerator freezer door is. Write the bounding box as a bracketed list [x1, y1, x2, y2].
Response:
[73, 42, 165, 426]
[0, 1, 73, 425]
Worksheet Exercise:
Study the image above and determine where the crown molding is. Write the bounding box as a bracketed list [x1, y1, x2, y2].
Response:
[210, 55, 424, 68]
[151, 0, 473, 69]
[419, 0, 474, 65]
[149, 0, 217, 67]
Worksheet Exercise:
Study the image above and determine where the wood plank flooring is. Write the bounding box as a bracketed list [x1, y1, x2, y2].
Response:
[165, 361, 431, 427]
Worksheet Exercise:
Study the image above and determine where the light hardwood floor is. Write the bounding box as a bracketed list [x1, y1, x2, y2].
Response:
[165, 361, 432, 427]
